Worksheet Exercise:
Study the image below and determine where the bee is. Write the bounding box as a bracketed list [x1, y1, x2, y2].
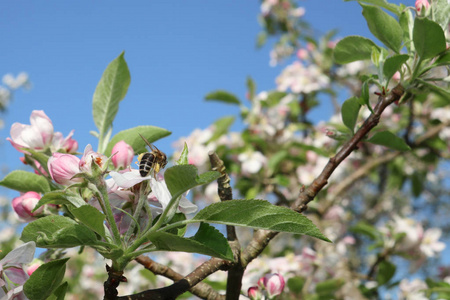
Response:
[137, 133, 168, 177]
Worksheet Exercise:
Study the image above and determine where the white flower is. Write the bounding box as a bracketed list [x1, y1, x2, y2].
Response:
[238, 151, 267, 174]
[276, 62, 329, 93]
[419, 228, 445, 257]
[398, 279, 428, 300]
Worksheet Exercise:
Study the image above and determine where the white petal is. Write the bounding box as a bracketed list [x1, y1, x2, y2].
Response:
[110, 169, 147, 188]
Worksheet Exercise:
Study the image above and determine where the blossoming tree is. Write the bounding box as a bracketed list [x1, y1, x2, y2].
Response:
[1, 0, 449, 299]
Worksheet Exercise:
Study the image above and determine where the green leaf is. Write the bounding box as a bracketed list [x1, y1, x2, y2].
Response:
[341, 97, 361, 134]
[33, 190, 86, 212]
[383, 54, 409, 82]
[247, 76, 256, 100]
[431, 0, 450, 31]
[21, 215, 99, 248]
[367, 131, 411, 151]
[176, 143, 189, 165]
[411, 172, 424, 197]
[435, 51, 450, 66]
[149, 223, 233, 261]
[165, 165, 220, 200]
[268, 150, 288, 173]
[315, 279, 345, 296]
[399, 10, 414, 52]
[287, 276, 305, 293]
[24, 149, 50, 175]
[155, 213, 187, 236]
[70, 205, 107, 239]
[0, 170, 51, 193]
[208, 116, 235, 143]
[417, 79, 450, 98]
[105, 125, 171, 156]
[205, 90, 241, 105]
[46, 282, 68, 300]
[192, 199, 330, 242]
[344, 0, 401, 16]
[350, 222, 379, 240]
[256, 31, 267, 48]
[334, 36, 380, 64]
[361, 4, 403, 53]
[377, 260, 396, 285]
[413, 18, 447, 60]
[92, 52, 131, 141]
[23, 258, 69, 300]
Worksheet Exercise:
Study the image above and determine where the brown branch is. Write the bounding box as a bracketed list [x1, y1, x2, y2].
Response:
[129, 256, 226, 300]
[321, 120, 450, 212]
[240, 84, 406, 268]
[295, 84, 405, 213]
[208, 151, 244, 300]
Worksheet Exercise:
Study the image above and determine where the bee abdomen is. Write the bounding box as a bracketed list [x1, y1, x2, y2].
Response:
[139, 152, 155, 177]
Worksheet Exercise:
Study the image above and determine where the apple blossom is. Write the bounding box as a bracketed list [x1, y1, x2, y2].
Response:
[109, 169, 198, 216]
[398, 278, 428, 300]
[276, 61, 329, 94]
[12, 191, 43, 222]
[419, 228, 446, 257]
[52, 130, 78, 154]
[258, 273, 285, 298]
[7, 110, 54, 153]
[112, 140, 134, 169]
[238, 151, 267, 174]
[248, 286, 263, 300]
[79, 144, 108, 175]
[2, 72, 29, 90]
[7, 110, 78, 155]
[415, 0, 430, 15]
[48, 152, 83, 185]
[0, 242, 35, 299]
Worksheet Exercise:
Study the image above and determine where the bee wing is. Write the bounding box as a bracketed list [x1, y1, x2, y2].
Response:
[138, 133, 157, 151]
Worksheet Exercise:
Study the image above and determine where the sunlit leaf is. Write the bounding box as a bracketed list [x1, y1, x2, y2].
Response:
[193, 199, 330, 242]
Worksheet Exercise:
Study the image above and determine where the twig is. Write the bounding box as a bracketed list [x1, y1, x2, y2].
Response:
[240, 84, 406, 268]
[295, 84, 405, 213]
[129, 256, 225, 300]
[208, 151, 243, 300]
[321, 120, 450, 212]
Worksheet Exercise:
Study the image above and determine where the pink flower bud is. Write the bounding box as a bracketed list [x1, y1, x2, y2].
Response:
[112, 141, 134, 169]
[297, 48, 308, 60]
[415, 0, 430, 15]
[248, 286, 262, 300]
[259, 273, 285, 298]
[48, 152, 82, 185]
[12, 191, 43, 222]
[7, 110, 54, 153]
[27, 262, 42, 276]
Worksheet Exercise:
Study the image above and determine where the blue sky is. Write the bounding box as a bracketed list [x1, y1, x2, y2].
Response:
[0, 1, 395, 176]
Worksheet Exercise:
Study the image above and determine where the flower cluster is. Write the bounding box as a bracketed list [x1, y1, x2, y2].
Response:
[248, 273, 285, 300]
[7, 110, 78, 154]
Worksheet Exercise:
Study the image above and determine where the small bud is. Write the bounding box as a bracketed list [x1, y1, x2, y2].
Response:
[27, 260, 43, 276]
[12, 191, 43, 222]
[415, 0, 430, 16]
[48, 152, 83, 185]
[259, 273, 285, 298]
[248, 286, 262, 300]
[111, 141, 134, 169]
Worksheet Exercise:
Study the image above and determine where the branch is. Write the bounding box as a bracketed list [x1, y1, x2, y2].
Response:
[240, 84, 405, 267]
[128, 256, 225, 300]
[295, 84, 405, 213]
[322, 120, 450, 211]
[209, 151, 244, 300]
